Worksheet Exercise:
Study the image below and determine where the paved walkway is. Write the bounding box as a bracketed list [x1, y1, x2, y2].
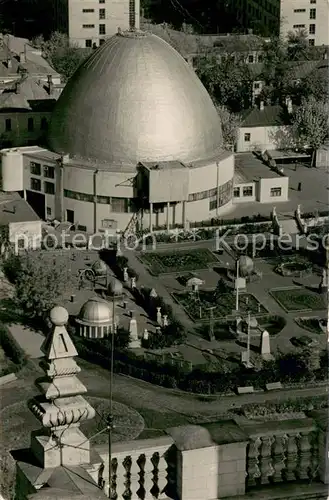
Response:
[7, 324, 43, 358]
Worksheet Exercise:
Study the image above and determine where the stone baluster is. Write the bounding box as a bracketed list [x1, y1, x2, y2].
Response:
[297, 431, 312, 480]
[114, 457, 129, 500]
[140, 453, 155, 499]
[246, 437, 261, 487]
[309, 431, 320, 480]
[259, 436, 274, 485]
[284, 433, 298, 481]
[157, 454, 168, 498]
[130, 454, 142, 499]
[271, 434, 286, 483]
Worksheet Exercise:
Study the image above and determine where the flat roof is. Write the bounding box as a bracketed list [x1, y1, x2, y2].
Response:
[141, 160, 188, 171]
[0, 192, 40, 225]
[234, 152, 282, 183]
[269, 150, 311, 160]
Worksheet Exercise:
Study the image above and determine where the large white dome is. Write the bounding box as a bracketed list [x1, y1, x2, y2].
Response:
[48, 30, 223, 166]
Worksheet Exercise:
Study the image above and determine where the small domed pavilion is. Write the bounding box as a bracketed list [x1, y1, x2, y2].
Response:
[76, 297, 118, 338]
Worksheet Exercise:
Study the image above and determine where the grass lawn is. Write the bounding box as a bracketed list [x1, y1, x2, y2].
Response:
[270, 287, 326, 312]
[172, 290, 266, 321]
[139, 248, 218, 275]
[295, 317, 324, 334]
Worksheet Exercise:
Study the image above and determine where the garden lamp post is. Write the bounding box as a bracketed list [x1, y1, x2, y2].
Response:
[107, 296, 116, 498]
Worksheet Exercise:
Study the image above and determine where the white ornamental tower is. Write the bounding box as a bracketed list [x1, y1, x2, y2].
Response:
[14, 306, 106, 499]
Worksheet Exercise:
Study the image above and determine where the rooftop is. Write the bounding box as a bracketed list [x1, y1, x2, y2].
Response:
[0, 192, 40, 225]
[234, 153, 284, 183]
[240, 105, 292, 128]
[0, 33, 59, 79]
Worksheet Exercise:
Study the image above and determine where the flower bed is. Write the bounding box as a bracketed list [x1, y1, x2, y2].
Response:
[172, 290, 266, 321]
[275, 259, 312, 277]
[295, 316, 324, 334]
[270, 287, 326, 312]
[241, 395, 328, 418]
[139, 248, 218, 275]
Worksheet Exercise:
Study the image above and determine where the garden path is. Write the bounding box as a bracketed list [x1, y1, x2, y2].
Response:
[7, 324, 43, 358]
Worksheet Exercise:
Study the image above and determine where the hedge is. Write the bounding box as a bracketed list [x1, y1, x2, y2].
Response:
[0, 323, 27, 375]
[73, 335, 328, 395]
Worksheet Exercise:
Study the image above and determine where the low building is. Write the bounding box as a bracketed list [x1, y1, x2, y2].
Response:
[280, 0, 329, 46]
[0, 33, 61, 85]
[237, 103, 293, 153]
[0, 74, 63, 149]
[316, 142, 329, 169]
[0, 191, 41, 252]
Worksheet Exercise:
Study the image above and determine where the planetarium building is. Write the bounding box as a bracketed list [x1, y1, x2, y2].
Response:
[1, 29, 235, 233]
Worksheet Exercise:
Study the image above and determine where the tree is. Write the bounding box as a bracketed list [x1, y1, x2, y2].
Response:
[14, 251, 73, 327]
[287, 29, 311, 61]
[291, 96, 329, 166]
[41, 32, 91, 81]
[216, 105, 241, 150]
[195, 56, 252, 112]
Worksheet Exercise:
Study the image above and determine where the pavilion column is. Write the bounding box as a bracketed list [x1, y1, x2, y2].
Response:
[149, 202, 153, 233]
[166, 202, 170, 232]
[182, 201, 187, 230]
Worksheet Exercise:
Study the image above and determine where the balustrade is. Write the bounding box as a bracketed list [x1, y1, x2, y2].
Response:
[245, 420, 319, 490]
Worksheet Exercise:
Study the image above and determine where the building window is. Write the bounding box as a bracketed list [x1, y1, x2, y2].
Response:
[129, 0, 136, 27]
[43, 165, 55, 179]
[244, 133, 251, 142]
[248, 54, 254, 63]
[100, 39, 105, 44]
[102, 219, 117, 229]
[5, 118, 11, 132]
[28, 117, 34, 132]
[40, 117, 48, 130]
[309, 8, 316, 19]
[30, 162, 41, 175]
[99, 0, 105, 3]
[243, 186, 253, 197]
[30, 177, 41, 191]
[254, 82, 260, 89]
[83, 24, 95, 28]
[233, 187, 240, 197]
[294, 8, 306, 13]
[270, 187, 282, 197]
[97, 195, 111, 204]
[309, 24, 316, 34]
[257, 54, 263, 63]
[309, 38, 315, 46]
[44, 182, 55, 194]
[111, 197, 128, 213]
[83, 8, 94, 12]
[46, 206, 52, 217]
[293, 24, 305, 28]
[64, 189, 94, 203]
[99, 24, 106, 35]
[77, 225, 87, 232]
[310, 0, 316, 3]
[85, 39, 92, 48]
[99, 8, 105, 19]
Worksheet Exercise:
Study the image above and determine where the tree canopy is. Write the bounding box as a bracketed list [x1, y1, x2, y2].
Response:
[216, 106, 241, 150]
[37, 32, 92, 82]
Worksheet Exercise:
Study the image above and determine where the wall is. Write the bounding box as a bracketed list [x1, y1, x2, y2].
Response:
[0, 111, 52, 148]
[237, 125, 289, 153]
[258, 176, 289, 203]
[316, 147, 329, 168]
[280, 0, 329, 46]
[68, 0, 140, 48]
[9, 220, 42, 250]
[1, 150, 24, 191]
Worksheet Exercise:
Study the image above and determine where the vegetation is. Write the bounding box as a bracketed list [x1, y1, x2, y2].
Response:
[270, 287, 326, 313]
[0, 323, 27, 376]
[139, 248, 217, 274]
[241, 394, 328, 418]
[216, 105, 241, 149]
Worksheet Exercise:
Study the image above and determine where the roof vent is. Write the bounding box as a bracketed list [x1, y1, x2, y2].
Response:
[259, 101, 265, 111]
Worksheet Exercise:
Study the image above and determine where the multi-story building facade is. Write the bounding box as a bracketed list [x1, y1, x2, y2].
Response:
[53, 0, 140, 48]
[230, 0, 281, 36]
[280, 0, 329, 46]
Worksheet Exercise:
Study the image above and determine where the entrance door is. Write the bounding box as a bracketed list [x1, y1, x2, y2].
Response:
[66, 209, 74, 224]
[26, 190, 46, 219]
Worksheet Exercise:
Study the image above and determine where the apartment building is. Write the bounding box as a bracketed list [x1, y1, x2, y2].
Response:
[231, 0, 281, 36]
[53, 0, 140, 48]
[280, 0, 329, 46]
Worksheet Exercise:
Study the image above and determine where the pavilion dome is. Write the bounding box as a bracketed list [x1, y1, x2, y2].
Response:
[47, 29, 223, 166]
[77, 297, 112, 326]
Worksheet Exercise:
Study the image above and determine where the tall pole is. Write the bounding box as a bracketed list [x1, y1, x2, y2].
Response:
[235, 258, 240, 312]
[247, 311, 251, 367]
[107, 296, 115, 498]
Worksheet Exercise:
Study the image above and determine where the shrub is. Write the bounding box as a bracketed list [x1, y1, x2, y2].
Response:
[0, 323, 27, 373]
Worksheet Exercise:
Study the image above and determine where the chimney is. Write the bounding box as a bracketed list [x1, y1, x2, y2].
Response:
[19, 51, 26, 64]
[259, 100, 265, 111]
[47, 74, 54, 95]
[7, 58, 12, 68]
[285, 97, 293, 114]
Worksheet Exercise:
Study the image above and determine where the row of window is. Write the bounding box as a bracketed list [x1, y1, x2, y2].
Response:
[30, 162, 54, 178]
[31, 178, 55, 194]
[293, 8, 316, 18]
[86, 39, 105, 47]
[82, 8, 105, 19]
[63, 190, 133, 213]
[83, 23, 106, 34]
[3, 117, 48, 133]
[208, 180, 233, 211]
[234, 186, 253, 198]
[293, 23, 316, 34]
